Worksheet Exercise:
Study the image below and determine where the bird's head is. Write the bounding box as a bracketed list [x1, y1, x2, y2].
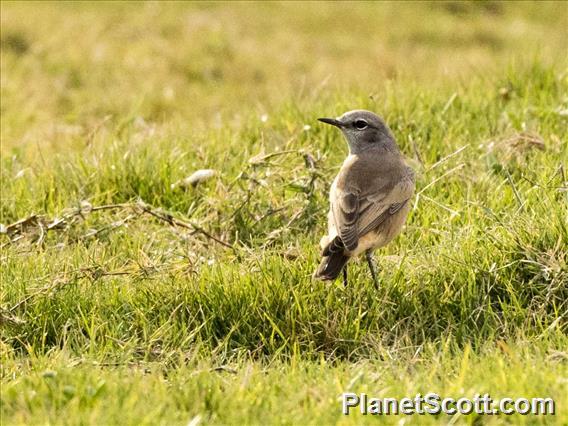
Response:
[318, 110, 397, 154]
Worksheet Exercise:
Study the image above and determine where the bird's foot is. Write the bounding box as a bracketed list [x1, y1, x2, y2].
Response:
[365, 250, 379, 289]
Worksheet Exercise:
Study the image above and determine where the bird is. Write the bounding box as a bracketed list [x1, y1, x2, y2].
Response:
[314, 110, 415, 287]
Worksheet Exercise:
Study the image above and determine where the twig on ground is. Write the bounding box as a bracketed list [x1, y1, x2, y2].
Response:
[1, 200, 233, 250]
[7, 261, 189, 313]
[137, 203, 233, 249]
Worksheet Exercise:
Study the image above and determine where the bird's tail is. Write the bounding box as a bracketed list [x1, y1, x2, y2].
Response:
[314, 252, 349, 281]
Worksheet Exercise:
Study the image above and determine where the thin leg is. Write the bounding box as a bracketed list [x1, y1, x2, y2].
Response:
[365, 250, 379, 288]
[342, 266, 348, 287]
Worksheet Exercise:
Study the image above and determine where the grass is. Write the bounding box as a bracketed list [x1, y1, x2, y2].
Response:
[1, 1, 567, 425]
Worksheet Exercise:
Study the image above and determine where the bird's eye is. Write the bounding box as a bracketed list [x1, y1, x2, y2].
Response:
[354, 120, 368, 130]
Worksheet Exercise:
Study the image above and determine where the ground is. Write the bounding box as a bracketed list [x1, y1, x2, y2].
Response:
[1, 1, 567, 425]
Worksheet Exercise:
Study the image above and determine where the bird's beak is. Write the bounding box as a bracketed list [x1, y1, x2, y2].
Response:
[318, 117, 343, 128]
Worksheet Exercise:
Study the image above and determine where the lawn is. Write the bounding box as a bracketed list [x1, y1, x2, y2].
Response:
[1, 1, 567, 425]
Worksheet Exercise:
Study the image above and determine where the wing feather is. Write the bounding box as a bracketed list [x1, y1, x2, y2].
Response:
[330, 172, 414, 253]
[332, 193, 359, 251]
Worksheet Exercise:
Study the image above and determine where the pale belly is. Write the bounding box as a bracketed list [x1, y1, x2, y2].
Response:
[320, 178, 339, 250]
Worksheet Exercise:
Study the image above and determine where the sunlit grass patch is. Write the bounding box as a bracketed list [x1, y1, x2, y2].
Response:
[1, 1, 567, 424]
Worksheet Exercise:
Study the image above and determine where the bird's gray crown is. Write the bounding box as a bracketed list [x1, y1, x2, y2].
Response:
[318, 109, 397, 155]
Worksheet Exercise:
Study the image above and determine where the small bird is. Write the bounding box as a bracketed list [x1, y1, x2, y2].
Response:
[314, 110, 415, 286]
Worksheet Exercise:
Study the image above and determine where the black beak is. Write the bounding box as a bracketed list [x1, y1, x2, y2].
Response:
[318, 117, 343, 128]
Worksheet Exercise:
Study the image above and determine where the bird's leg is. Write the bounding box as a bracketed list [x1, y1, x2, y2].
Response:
[342, 266, 348, 287]
[365, 250, 379, 288]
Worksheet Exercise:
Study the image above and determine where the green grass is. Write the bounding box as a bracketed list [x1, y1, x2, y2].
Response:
[1, 1, 567, 425]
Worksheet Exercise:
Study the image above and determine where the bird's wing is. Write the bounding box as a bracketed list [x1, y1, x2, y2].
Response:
[332, 173, 414, 251]
[332, 192, 359, 251]
[357, 198, 409, 237]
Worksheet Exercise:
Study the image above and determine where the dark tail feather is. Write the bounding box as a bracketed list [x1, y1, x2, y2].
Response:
[314, 252, 349, 281]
